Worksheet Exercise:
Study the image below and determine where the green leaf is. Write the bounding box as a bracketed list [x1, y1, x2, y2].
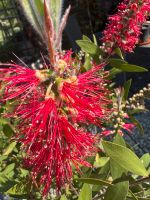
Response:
[19, 0, 44, 39]
[76, 40, 103, 62]
[0, 174, 9, 184]
[0, 118, 9, 125]
[94, 155, 110, 168]
[110, 159, 127, 180]
[0, 155, 8, 162]
[77, 178, 112, 186]
[83, 35, 91, 42]
[129, 115, 144, 134]
[78, 184, 92, 200]
[114, 48, 124, 60]
[3, 141, 17, 156]
[140, 153, 150, 169]
[5, 182, 29, 198]
[60, 195, 67, 200]
[120, 64, 148, 72]
[109, 58, 127, 67]
[102, 141, 148, 177]
[109, 68, 122, 79]
[2, 163, 15, 179]
[123, 79, 132, 101]
[111, 134, 128, 180]
[93, 34, 98, 45]
[20, 168, 29, 178]
[0, 179, 16, 193]
[3, 124, 15, 138]
[34, 0, 44, 17]
[92, 160, 110, 192]
[109, 59, 147, 72]
[84, 54, 92, 71]
[113, 134, 126, 147]
[104, 181, 129, 200]
[49, 0, 63, 33]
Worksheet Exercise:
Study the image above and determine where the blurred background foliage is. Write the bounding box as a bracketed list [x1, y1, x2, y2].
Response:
[0, 0, 121, 63]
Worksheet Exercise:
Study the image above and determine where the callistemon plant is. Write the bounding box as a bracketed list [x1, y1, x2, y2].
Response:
[102, 0, 150, 53]
[0, 0, 112, 196]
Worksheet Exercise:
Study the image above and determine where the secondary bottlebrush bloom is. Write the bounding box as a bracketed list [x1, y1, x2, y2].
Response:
[0, 54, 112, 195]
[102, 0, 150, 53]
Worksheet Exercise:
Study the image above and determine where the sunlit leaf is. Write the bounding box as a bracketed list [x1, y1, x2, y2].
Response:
[102, 141, 148, 176]
[3, 141, 17, 156]
[78, 184, 92, 200]
[140, 153, 150, 169]
[104, 181, 129, 200]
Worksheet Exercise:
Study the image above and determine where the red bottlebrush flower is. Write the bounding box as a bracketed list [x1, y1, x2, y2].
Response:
[102, 0, 150, 53]
[19, 98, 97, 195]
[0, 64, 49, 101]
[60, 64, 111, 126]
[0, 55, 111, 196]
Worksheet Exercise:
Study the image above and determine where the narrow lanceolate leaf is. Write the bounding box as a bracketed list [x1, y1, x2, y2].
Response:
[113, 133, 126, 183]
[77, 178, 112, 186]
[109, 58, 127, 67]
[104, 181, 129, 200]
[111, 136, 127, 179]
[140, 153, 150, 169]
[55, 5, 71, 49]
[119, 64, 148, 72]
[18, 0, 44, 39]
[3, 142, 17, 156]
[34, 0, 44, 17]
[84, 54, 92, 71]
[76, 40, 103, 63]
[123, 79, 132, 101]
[3, 163, 15, 179]
[83, 35, 91, 42]
[93, 34, 98, 45]
[109, 59, 147, 72]
[102, 141, 148, 177]
[78, 184, 92, 200]
[114, 48, 124, 60]
[44, 0, 55, 64]
[48, 0, 63, 33]
[5, 182, 29, 198]
[109, 67, 122, 79]
[120, 64, 148, 72]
